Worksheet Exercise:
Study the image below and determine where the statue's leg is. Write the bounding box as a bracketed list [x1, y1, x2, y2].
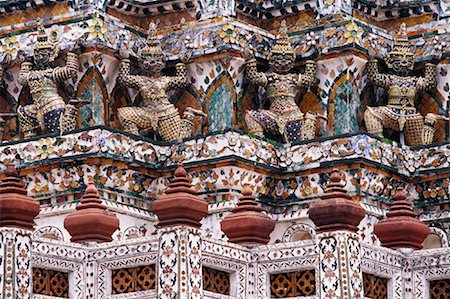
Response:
[158, 111, 182, 142]
[17, 105, 39, 138]
[301, 112, 317, 140]
[118, 107, 151, 135]
[245, 110, 278, 138]
[364, 107, 384, 137]
[404, 115, 424, 146]
[61, 105, 78, 133]
[180, 107, 206, 139]
[43, 108, 65, 134]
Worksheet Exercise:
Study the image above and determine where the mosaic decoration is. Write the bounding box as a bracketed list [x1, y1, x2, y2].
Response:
[158, 227, 203, 299]
[0, 228, 33, 299]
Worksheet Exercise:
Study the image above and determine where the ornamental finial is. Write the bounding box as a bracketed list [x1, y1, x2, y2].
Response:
[141, 22, 163, 57]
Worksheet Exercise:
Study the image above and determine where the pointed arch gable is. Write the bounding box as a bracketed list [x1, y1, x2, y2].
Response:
[76, 67, 108, 128]
[204, 72, 236, 133]
[172, 86, 204, 137]
[109, 83, 132, 129]
[328, 71, 360, 135]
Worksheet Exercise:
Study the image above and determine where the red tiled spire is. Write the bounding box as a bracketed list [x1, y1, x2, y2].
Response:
[374, 187, 429, 250]
[0, 165, 40, 230]
[308, 169, 365, 232]
[152, 165, 208, 228]
[221, 185, 275, 246]
[64, 182, 119, 243]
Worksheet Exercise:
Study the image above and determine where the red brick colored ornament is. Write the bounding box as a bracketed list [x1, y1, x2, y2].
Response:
[152, 165, 208, 228]
[0, 165, 40, 230]
[374, 187, 429, 250]
[64, 182, 119, 243]
[308, 169, 365, 233]
[221, 185, 275, 246]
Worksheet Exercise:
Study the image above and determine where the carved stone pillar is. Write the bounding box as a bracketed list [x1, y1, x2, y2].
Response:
[0, 165, 40, 299]
[152, 165, 208, 299]
[309, 170, 365, 299]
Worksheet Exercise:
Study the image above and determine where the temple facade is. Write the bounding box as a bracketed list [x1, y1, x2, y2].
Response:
[1, 0, 450, 298]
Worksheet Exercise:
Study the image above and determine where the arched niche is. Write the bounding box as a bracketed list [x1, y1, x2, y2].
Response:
[282, 222, 316, 243]
[418, 88, 447, 142]
[296, 86, 326, 137]
[109, 83, 132, 130]
[173, 86, 204, 137]
[237, 77, 258, 132]
[328, 71, 360, 135]
[76, 67, 108, 128]
[204, 73, 236, 133]
[0, 89, 18, 141]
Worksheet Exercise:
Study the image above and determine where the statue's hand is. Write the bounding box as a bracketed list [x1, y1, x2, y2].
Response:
[118, 44, 130, 60]
[243, 47, 255, 60]
[71, 38, 85, 55]
[367, 37, 378, 59]
[179, 49, 192, 64]
[1, 53, 11, 66]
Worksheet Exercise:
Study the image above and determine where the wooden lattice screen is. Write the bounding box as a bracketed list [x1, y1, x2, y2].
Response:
[33, 268, 69, 298]
[363, 273, 388, 299]
[111, 264, 156, 294]
[430, 279, 450, 299]
[203, 266, 231, 295]
[269, 269, 316, 298]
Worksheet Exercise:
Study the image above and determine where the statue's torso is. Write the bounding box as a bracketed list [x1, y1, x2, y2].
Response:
[387, 75, 418, 109]
[27, 69, 64, 109]
[265, 73, 299, 114]
[139, 76, 172, 110]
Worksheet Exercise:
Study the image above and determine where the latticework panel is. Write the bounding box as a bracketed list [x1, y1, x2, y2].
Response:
[269, 269, 316, 298]
[111, 265, 156, 294]
[203, 266, 230, 295]
[363, 273, 388, 299]
[33, 268, 69, 297]
[430, 279, 450, 299]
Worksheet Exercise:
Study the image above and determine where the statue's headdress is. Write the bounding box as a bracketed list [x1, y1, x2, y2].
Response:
[140, 22, 164, 57]
[270, 20, 295, 56]
[389, 23, 413, 56]
[33, 19, 58, 62]
[33, 20, 55, 53]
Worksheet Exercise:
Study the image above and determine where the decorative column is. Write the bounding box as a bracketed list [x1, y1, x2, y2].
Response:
[308, 170, 365, 299]
[64, 182, 119, 243]
[374, 187, 429, 251]
[221, 185, 275, 246]
[152, 165, 208, 299]
[0, 165, 40, 299]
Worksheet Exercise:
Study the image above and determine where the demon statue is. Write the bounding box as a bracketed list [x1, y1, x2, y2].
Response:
[364, 23, 444, 146]
[243, 20, 318, 143]
[17, 21, 79, 138]
[117, 22, 205, 142]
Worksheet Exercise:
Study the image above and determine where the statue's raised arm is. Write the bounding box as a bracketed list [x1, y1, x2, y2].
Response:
[244, 20, 318, 143]
[17, 21, 79, 138]
[364, 23, 443, 146]
[117, 22, 205, 141]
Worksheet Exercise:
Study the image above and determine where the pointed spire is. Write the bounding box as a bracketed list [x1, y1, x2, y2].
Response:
[270, 20, 294, 55]
[0, 165, 40, 230]
[140, 22, 163, 57]
[152, 165, 208, 228]
[374, 187, 429, 250]
[308, 169, 365, 233]
[220, 185, 275, 246]
[64, 182, 119, 243]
